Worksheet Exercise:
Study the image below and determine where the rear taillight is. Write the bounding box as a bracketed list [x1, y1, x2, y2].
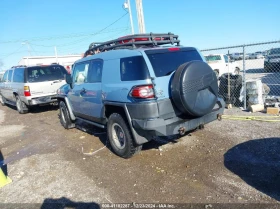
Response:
[24, 86, 31, 97]
[130, 85, 155, 99]
[168, 47, 180, 51]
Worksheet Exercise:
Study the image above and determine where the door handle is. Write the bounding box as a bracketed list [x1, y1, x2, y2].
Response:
[80, 88, 86, 94]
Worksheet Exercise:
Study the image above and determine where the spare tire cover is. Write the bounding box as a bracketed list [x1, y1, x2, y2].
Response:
[171, 61, 218, 117]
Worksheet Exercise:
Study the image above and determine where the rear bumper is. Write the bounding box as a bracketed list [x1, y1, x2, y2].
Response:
[131, 98, 225, 137]
[22, 95, 58, 106]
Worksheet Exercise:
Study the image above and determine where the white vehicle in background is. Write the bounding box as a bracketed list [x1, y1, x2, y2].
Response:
[249, 52, 264, 59]
[0, 64, 68, 114]
[230, 52, 249, 60]
[204, 54, 240, 78]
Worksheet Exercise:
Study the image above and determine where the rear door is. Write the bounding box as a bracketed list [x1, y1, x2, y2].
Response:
[67, 61, 91, 114]
[10, 67, 25, 102]
[26, 65, 67, 97]
[6, 69, 14, 101]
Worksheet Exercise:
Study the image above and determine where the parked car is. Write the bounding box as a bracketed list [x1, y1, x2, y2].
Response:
[264, 48, 280, 71]
[230, 53, 249, 60]
[204, 54, 240, 78]
[0, 64, 68, 113]
[57, 33, 225, 158]
[248, 53, 264, 59]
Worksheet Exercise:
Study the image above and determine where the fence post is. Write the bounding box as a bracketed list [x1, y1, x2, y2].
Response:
[242, 45, 246, 109]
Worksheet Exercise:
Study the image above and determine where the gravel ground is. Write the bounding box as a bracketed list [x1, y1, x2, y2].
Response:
[0, 104, 280, 207]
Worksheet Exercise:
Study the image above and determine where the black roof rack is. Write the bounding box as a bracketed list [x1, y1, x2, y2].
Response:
[11, 65, 27, 68]
[83, 32, 180, 58]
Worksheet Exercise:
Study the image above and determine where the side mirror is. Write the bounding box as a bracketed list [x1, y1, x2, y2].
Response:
[66, 74, 73, 88]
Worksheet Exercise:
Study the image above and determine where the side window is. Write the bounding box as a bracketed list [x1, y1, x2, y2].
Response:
[13, 68, 24, 83]
[120, 56, 149, 81]
[72, 62, 90, 84]
[2, 71, 9, 82]
[223, 55, 229, 63]
[7, 70, 13, 82]
[87, 60, 103, 83]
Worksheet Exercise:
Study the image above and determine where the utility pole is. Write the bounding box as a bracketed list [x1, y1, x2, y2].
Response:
[135, 0, 146, 33]
[21, 41, 31, 56]
[123, 0, 134, 34]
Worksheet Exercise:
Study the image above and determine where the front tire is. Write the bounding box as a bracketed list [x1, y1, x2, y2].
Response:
[16, 96, 28, 114]
[107, 113, 141, 158]
[59, 101, 75, 129]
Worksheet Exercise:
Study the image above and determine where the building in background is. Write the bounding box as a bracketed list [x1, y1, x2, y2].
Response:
[18, 55, 82, 73]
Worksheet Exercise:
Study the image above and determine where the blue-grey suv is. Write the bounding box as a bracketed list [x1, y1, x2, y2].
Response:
[57, 33, 225, 158]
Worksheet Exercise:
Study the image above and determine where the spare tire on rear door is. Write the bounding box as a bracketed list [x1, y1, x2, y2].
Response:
[171, 61, 218, 117]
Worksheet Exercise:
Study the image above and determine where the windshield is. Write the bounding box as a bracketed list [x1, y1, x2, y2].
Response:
[205, 55, 221, 62]
[27, 65, 67, 83]
[268, 48, 280, 55]
[146, 50, 202, 77]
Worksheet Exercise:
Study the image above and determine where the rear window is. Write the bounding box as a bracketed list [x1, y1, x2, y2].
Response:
[27, 65, 67, 83]
[146, 50, 202, 77]
[120, 56, 150, 81]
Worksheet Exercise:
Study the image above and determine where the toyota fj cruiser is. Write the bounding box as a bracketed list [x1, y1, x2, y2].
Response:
[57, 33, 225, 158]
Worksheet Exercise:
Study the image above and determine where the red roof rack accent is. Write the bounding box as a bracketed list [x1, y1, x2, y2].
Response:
[83, 32, 180, 58]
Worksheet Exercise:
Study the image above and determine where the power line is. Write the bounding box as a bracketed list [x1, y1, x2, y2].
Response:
[58, 27, 130, 53]
[55, 12, 129, 48]
[0, 13, 129, 44]
[0, 46, 24, 59]
[28, 27, 130, 48]
[0, 12, 130, 58]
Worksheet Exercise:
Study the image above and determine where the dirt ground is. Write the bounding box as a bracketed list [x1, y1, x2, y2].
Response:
[0, 104, 280, 207]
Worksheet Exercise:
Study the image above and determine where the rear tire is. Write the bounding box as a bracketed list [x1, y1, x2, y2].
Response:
[59, 101, 75, 129]
[16, 96, 28, 114]
[107, 113, 141, 158]
[234, 67, 240, 75]
[0, 94, 5, 106]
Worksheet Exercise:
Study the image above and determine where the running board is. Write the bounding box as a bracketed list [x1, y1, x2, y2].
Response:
[76, 117, 105, 129]
[3, 100, 16, 106]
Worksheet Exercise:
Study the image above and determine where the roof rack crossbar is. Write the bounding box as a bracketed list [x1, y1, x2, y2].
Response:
[83, 32, 180, 57]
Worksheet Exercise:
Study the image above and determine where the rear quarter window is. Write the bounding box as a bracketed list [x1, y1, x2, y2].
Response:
[13, 68, 25, 83]
[146, 49, 202, 77]
[120, 56, 150, 81]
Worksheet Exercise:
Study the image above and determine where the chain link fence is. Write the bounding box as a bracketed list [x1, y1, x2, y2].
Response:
[201, 40, 280, 109]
